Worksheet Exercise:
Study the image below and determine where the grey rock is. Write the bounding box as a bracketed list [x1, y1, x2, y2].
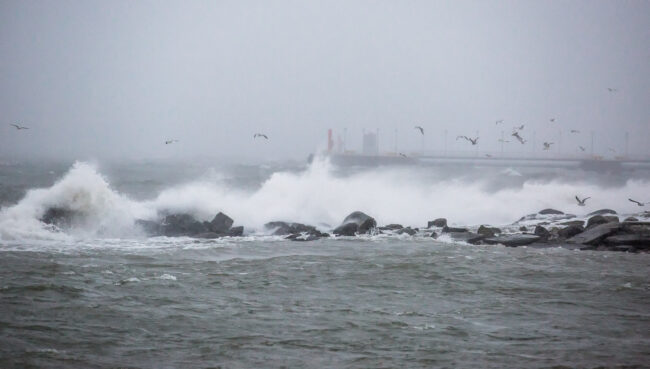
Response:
[567, 222, 621, 245]
[333, 222, 358, 236]
[397, 227, 417, 236]
[558, 224, 584, 239]
[340, 211, 377, 234]
[41, 207, 79, 228]
[560, 220, 585, 227]
[519, 226, 528, 232]
[539, 208, 564, 215]
[587, 209, 617, 216]
[428, 218, 448, 228]
[226, 226, 244, 237]
[623, 217, 639, 222]
[604, 234, 650, 248]
[484, 234, 541, 247]
[442, 225, 469, 233]
[449, 232, 485, 245]
[430, 231, 438, 238]
[478, 225, 501, 237]
[586, 215, 609, 229]
[603, 215, 619, 224]
[265, 221, 316, 235]
[534, 225, 550, 239]
[208, 212, 233, 233]
[161, 213, 207, 236]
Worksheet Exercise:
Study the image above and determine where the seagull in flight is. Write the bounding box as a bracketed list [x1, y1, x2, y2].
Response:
[579, 146, 586, 152]
[456, 136, 479, 145]
[254, 133, 268, 139]
[513, 124, 524, 131]
[628, 198, 647, 207]
[511, 131, 526, 144]
[575, 196, 590, 206]
[165, 139, 179, 145]
[543, 142, 554, 150]
[498, 138, 511, 143]
[549, 118, 556, 123]
[414, 126, 424, 135]
[607, 88, 618, 93]
[398, 152, 407, 158]
[10, 123, 29, 130]
[485, 154, 492, 158]
[570, 130, 580, 134]
[495, 119, 503, 125]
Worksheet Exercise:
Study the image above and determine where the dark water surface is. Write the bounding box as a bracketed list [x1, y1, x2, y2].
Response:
[1, 239, 648, 368]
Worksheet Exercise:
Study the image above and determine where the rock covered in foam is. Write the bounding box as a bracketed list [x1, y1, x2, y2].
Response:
[427, 218, 447, 228]
[41, 207, 80, 229]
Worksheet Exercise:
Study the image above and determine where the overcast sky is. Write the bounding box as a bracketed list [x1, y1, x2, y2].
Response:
[1, 0, 649, 162]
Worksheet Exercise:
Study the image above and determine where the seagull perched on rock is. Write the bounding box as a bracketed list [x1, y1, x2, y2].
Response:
[254, 133, 268, 139]
[414, 126, 424, 135]
[511, 131, 526, 144]
[575, 196, 590, 206]
[165, 139, 179, 145]
[10, 123, 29, 130]
[543, 142, 554, 150]
[456, 136, 479, 145]
[628, 198, 647, 207]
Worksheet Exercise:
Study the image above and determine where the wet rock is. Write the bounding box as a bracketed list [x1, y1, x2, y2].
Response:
[194, 232, 221, 239]
[339, 211, 377, 234]
[560, 220, 585, 228]
[333, 222, 358, 236]
[603, 215, 619, 224]
[567, 222, 621, 245]
[604, 234, 650, 249]
[539, 208, 564, 215]
[396, 227, 417, 236]
[623, 217, 639, 222]
[519, 226, 528, 232]
[41, 207, 79, 228]
[610, 245, 637, 253]
[430, 231, 438, 238]
[442, 225, 468, 233]
[380, 224, 404, 231]
[558, 224, 584, 239]
[226, 226, 244, 237]
[587, 209, 617, 216]
[428, 218, 447, 228]
[449, 232, 485, 245]
[534, 225, 550, 240]
[208, 212, 233, 233]
[477, 225, 501, 237]
[483, 234, 541, 247]
[265, 221, 317, 235]
[586, 215, 609, 229]
[161, 213, 207, 237]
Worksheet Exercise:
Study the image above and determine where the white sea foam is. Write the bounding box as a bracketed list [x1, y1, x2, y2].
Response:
[0, 158, 649, 243]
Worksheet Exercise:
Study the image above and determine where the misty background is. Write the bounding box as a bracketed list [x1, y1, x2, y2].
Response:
[1, 0, 649, 163]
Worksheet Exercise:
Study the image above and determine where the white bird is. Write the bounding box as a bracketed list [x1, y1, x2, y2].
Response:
[414, 126, 424, 135]
[165, 139, 179, 145]
[10, 123, 29, 130]
[456, 135, 479, 145]
[511, 131, 526, 144]
[254, 133, 269, 139]
[575, 196, 590, 206]
[628, 198, 646, 207]
[543, 142, 554, 150]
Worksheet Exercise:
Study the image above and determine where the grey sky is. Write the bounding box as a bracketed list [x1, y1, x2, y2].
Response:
[1, 0, 649, 162]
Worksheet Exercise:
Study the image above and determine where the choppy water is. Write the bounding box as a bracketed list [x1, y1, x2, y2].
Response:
[1, 160, 649, 368]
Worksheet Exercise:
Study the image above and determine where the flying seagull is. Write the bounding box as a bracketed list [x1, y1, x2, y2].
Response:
[549, 118, 556, 123]
[414, 126, 424, 135]
[254, 133, 269, 139]
[398, 152, 407, 158]
[457, 136, 479, 145]
[579, 146, 586, 152]
[485, 154, 492, 158]
[607, 88, 618, 93]
[511, 131, 526, 144]
[498, 139, 511, 143]
[165, 139, 179, 145]
[495, 119, 503, 125]
[570, 130, 580, 134]
[513, 124, 524, 131]
[543, 142, 554, 150]
[575, 196, 590, 206]
[10, 123, 29, 130]
[628, 198, 646, 207]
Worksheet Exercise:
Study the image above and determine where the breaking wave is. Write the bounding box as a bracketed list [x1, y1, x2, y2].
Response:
[0, 159, 649, 241]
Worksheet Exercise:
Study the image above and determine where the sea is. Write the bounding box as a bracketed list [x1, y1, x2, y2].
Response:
[0, 158, 649, 368]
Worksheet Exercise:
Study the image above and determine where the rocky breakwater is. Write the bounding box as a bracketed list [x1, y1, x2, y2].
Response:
[135, 211, 243, 238]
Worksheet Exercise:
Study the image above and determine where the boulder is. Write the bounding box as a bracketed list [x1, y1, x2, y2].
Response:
[586, 215, 609, 229]
[623, 217, 639, 222]
[442, 225, 468, 233]
[208, 212, 233, 233]
[265, 221, 316, 235]
[333, 222, 358, 236]
[194, 232, 221, 239]
[226, 226, 244, 237]
[558, 224, 584, 239]
[161, 213, 207, 236]
[534, 225, 550, 239]
[339, 211, 377, 234]
[428, 218, 448, 228]
[478, 225, 501, 237]
[396, 227, 417, 236]
[603, 215, 619, 224]
[539, 208, 564, 215]
[41, 207, 79, 228]
[567, 222, 621, 245]
[380, 224, 404, 231]
[587, 209, 617, 216]
[604, 234, 650, 249]
[135, 219, 162, 236]
[483, 234, 541, 247]
[519, 226, 528, 232]
[560, 220, 585, 227]
[449, 232, 485, 245]
[430, 231, 438, 238]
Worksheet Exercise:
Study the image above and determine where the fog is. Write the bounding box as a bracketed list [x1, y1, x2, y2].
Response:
[1, 0, 649, 163]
